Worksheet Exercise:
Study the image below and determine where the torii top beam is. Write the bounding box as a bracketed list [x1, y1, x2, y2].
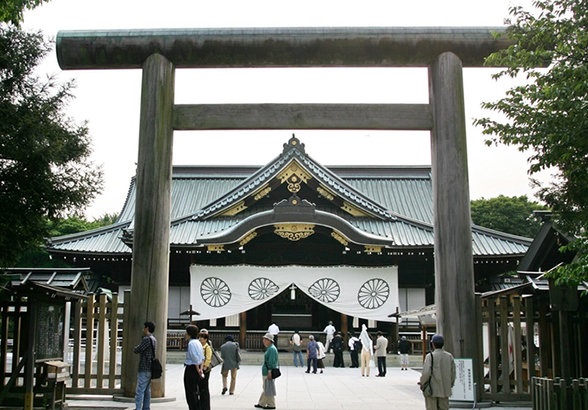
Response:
[56, 26, 509, 70]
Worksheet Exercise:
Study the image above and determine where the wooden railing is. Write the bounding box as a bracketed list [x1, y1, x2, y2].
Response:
[532, 377, 588, 410]
[67, 293, 123, 395]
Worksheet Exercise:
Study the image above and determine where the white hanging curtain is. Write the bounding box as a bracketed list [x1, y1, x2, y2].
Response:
[190, 264, 399, 322]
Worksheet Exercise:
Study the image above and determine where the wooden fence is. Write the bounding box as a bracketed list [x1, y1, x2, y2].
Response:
[532, 377, 588, 410]
[3, 288, 583, 405]
[480, 294, 538, 402]
[67, 293, 123, 395]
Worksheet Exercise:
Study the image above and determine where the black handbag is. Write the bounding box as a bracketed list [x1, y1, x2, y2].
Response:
[150, 338, 163, 379]
[270, 368, 281, 379]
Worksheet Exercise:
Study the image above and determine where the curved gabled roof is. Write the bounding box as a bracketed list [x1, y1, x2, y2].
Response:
[193, 136, 394, 221]
[47, 136, 532, 258]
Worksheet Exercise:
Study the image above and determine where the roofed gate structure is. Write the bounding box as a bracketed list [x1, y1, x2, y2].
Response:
[55, 26, 515, 398]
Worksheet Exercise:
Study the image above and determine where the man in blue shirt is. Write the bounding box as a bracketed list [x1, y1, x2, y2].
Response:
[184, 324, 204, 410]
[305, 335, 318, 374]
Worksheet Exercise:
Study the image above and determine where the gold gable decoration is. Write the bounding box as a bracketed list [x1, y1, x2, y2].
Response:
[274, 223, 315, 241]
[286, 175, 301, 193]
[277, 161, 312, 188]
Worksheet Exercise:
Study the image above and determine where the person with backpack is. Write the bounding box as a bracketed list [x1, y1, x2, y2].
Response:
[290, 330, 304, 367]
[348, 332, 360, 368]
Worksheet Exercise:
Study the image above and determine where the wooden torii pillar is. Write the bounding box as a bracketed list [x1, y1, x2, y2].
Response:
[56, 27, 511, 398]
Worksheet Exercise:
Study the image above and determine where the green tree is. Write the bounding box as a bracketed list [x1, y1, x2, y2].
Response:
[471, 195, 547, 238]
[0, 21, 103, 266]
[14, 213, 118, 267]
[475, 0, 588, 284]
[0, 0, 48, 26]
[48, 213, 118, 237]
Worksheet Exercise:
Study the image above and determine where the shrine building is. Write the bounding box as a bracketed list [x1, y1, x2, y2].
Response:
[47, 136, 531, 339]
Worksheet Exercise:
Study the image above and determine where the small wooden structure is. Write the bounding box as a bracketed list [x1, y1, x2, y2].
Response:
[1, 269, 125, 406]
[0, 276, 85, 409]
[41, 361, 71, 410]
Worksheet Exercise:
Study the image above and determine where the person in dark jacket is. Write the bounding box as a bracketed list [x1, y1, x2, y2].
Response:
[398, 336, 412, 370]
[348, 332, 361, 368]
[331, 332, 345, 368]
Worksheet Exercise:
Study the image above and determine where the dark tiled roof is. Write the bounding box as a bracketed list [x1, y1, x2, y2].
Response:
[48, 137, 531, 257]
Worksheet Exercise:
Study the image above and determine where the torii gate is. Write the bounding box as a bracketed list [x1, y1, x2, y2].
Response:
[56, 27, 510, 398]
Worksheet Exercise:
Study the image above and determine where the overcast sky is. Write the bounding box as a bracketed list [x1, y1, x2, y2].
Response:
[21, 0, 547, 219]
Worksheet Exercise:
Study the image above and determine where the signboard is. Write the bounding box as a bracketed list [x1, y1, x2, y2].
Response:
[450, 358, 475, 402]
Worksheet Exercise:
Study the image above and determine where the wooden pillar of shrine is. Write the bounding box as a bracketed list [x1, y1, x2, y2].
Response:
[122, 53, 175, 398]
[429, 51, 479, 385]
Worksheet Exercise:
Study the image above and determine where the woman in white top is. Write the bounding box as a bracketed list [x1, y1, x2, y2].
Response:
[316, 340, 327, 373]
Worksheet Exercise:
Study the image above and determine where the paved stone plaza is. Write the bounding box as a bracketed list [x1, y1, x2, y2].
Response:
[66, 354, 532, 410]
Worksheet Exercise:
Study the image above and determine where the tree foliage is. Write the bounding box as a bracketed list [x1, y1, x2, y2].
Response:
[14, 213, 118, 267]
[476, 0, 588, 284]
[0, 0, 48, 26]
[471, 195, 547, 238]
[0, 25, 103, 267]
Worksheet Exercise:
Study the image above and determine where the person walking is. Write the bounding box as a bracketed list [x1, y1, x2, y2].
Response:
[323, 321, 336, 353]
[255, 333, 279, 409]
[359, 324, 373, 377]
[331, 332, 345, 368]
[133, 321, 157, 410]
[198, 331, 213, 410]
[305, 335, 318, 374]
[419, 334, 456, 410]
[183, 324, 204, 410]
[290, 330, 304, 367]
[374, 331, 388, 377]
[398, 336, 412, 370]
[220, 335, 240, 395]
[348, 332, 360, 368]
[316, 338, 327, 374]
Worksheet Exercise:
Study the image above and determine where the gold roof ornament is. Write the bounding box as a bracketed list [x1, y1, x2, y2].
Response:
[274, 223, 315, 241]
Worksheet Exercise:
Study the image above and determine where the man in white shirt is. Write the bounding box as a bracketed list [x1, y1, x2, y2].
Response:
[290, 330, 303, 367]
[323, 321, 336, 353]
